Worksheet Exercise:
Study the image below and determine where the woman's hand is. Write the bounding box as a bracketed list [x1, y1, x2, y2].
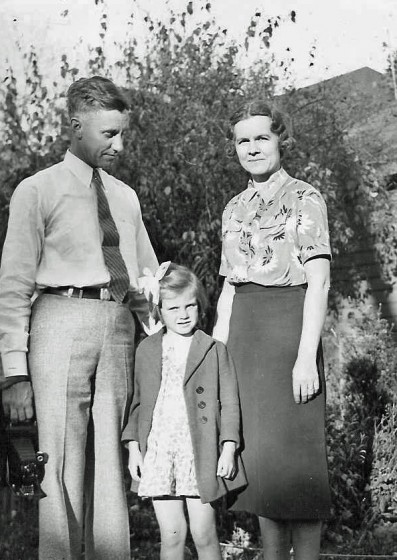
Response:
[292, 355, 320, 404]
[127, 441, 143, 482]
[217, 441, 237, 479]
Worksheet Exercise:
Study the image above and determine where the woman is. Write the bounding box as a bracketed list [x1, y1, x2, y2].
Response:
[213, 100, 332, 560]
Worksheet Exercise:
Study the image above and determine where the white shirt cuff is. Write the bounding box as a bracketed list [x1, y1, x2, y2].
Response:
[1, 351, 29, 377]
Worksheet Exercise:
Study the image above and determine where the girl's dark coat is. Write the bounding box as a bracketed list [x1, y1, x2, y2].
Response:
[122, 328, 247, 504]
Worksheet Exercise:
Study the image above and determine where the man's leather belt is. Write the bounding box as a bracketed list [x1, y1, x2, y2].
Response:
[43, 286, 118, 301]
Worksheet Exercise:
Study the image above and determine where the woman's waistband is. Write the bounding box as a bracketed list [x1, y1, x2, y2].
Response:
[234, 282, 307, 294]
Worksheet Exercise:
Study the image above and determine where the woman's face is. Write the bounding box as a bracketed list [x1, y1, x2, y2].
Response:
[234, 115, 281, 182]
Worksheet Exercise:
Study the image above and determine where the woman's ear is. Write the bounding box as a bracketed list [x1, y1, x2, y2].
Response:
[279, 136, 296, 155]
[225, 139, 236, 158]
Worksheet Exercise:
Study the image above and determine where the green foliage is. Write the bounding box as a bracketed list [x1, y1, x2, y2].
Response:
[280, 84, 397, 298]
[324, 301, 397, 541]
[1, 0, 396, 309]
[0, 1, 297, 324]
[370, 404, 397, 523]
[0, 497, 38, 559]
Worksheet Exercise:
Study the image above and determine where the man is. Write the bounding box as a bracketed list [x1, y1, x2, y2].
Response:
[0, 76, 158, 560]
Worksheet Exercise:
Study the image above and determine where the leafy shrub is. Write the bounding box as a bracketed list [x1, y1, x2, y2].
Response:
[1, 1, 396, 311]
[370, 404, 397, 523]
[324, 300, 397, 541]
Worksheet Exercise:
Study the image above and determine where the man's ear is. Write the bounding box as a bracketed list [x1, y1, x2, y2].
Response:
[70, 116, 83, 139]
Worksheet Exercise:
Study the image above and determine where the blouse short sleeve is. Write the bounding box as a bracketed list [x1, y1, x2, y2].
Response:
[297, 188, 331, 264]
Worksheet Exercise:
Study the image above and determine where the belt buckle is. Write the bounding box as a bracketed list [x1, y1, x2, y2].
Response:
[100, 287, 111, 301]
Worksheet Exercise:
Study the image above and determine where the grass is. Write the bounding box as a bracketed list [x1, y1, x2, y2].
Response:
[0, 489, 262, 559]
[2, 488, 397, 559]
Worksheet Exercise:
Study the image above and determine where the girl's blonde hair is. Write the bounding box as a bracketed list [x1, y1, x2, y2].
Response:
[158, 263, 208, 316]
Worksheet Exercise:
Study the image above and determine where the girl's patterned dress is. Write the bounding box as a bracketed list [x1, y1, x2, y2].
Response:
[138, 333, 199, 497]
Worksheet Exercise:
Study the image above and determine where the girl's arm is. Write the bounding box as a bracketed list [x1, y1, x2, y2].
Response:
[292, 257, 330, 404]
[123, 354, 143, 481]
[216, 343, 241, 478]
[127, 441, 143, 481]
[121, 350, 143, 443]
[216, 342, 241, 480]
[212, 279, 235, 344]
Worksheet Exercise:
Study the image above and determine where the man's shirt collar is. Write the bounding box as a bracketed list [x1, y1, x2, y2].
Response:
[64, 150, 97, 188]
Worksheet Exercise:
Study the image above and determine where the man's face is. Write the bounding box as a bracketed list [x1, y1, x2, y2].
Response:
[72, 109, 129, 169]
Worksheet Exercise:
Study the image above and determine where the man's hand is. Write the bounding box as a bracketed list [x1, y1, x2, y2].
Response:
[127, 441, 143, 482]
[2, 381, 34, 422]
[217, 441, 237, 479]
[292, 356, 320, 404]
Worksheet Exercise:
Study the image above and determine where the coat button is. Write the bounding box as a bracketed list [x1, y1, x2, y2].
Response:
[201, 416, 208, 424]
[198, 401, 206, 409]
[196, 386, 204, 394]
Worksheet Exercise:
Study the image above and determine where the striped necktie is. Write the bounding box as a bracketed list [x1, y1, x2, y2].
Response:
[92, 169, 130, 303]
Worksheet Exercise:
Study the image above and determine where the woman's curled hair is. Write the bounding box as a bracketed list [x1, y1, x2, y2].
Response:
[226, 99, 295, 157]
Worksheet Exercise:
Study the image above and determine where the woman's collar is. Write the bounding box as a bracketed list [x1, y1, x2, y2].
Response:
[248, 168, 287, 191]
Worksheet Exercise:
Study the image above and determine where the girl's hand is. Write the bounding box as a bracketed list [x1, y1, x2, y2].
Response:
[127, 441, 143, 482]
[217, 441, 237, 479]
[292, 355, 319, 404]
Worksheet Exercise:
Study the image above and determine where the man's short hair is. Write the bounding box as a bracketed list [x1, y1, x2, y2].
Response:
[67, 76, 129, 117]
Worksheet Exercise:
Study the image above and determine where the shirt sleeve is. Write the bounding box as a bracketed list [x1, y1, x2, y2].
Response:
[0, 180, 44, 377]
[127, 189, 158, 326]
[134, 197, 158, 276]
[297, 188, 331, 265]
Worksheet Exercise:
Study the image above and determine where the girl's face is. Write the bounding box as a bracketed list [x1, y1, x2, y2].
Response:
[160, 288, 199, 337]
[234, 115, 281, 182]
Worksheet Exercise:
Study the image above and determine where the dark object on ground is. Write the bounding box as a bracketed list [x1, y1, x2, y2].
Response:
[0, 415, 48, 499]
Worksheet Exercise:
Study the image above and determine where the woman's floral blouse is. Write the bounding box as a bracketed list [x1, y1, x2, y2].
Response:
[220, 168, 331, 286]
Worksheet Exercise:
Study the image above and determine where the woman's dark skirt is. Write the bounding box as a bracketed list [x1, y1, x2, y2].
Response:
[228, 283, 332, 520]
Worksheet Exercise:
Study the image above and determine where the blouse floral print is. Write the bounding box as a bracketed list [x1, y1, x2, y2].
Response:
[219, 168, 331, 286]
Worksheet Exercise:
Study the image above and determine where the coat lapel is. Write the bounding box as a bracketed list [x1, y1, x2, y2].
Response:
[184, 330, 215, 385]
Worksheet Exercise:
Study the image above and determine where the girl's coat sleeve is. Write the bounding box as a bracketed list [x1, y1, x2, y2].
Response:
[121, 348, 143, 443]
[217, 341, 241, 448]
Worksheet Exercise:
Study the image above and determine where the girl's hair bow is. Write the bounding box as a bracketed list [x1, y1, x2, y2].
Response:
[138, 261, 171, 305]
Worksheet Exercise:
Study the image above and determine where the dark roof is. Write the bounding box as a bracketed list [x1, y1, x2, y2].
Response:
[300, 66, 384, 93]
[291, 66, 397, 176]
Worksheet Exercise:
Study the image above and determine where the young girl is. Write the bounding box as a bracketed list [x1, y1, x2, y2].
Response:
[122, 263, 247, 560]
